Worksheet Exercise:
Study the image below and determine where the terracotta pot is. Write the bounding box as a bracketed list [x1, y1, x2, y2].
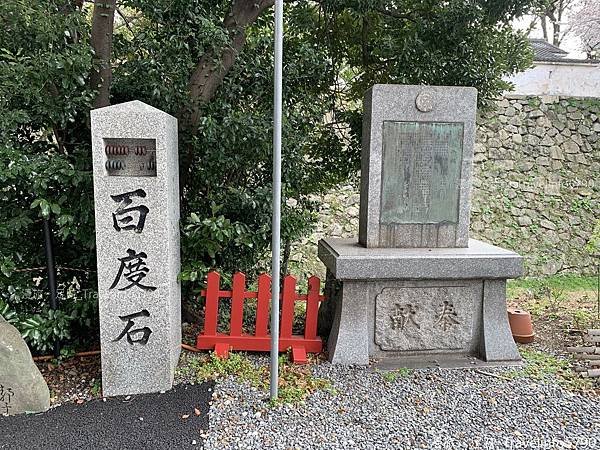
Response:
[507, 308, 535, 344]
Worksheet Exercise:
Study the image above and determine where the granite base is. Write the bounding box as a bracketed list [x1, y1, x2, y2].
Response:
[318, 238, 523, 366]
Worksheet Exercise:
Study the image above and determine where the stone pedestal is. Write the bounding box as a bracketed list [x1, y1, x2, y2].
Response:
[91, 101, 181, 397]
[318, 238, 522, 366]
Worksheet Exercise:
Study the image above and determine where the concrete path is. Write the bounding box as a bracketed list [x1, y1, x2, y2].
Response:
[0, 383, 213, 450]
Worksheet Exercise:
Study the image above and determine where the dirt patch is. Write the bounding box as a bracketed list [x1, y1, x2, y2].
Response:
[37, 354, 102, 407]
[509, 289, 599, 355]
[37, 322, 206, 408]
[509, 286, 600, 392]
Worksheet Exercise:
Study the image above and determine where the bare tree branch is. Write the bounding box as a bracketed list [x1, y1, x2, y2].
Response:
[538, 0, 577, 46]
[115, 7, 137, 34]
[525, 16, 539, 35]
[571, 0, 600, 58]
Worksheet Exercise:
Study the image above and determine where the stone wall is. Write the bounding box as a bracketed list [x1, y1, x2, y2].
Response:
[471, 95, 599, 275]
[297, 95, 599, 277]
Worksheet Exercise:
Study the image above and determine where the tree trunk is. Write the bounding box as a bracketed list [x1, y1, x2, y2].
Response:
[281, 239, 292, 281]
[553, 21, 562, 46]
[90, 0, 116, 109]
[553, 0, 566, 47]
[540, 15, 549, 41]
[185, 0, 275, 129]
[179, 0, 275, 195]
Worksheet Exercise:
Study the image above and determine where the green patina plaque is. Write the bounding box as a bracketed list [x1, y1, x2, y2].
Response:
[380, 121, 463, 225]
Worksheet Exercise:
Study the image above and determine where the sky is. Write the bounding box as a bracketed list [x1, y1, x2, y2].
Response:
[513, 6, 587, 59]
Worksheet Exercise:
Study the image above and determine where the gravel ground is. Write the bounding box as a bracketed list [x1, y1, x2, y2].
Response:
[203, 359, 600, 450]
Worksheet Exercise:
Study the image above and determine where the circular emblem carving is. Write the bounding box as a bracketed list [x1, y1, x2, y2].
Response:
[415, 91, 434, 112]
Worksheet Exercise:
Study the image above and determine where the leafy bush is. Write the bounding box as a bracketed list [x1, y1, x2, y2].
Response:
[0, 1, 97, 352]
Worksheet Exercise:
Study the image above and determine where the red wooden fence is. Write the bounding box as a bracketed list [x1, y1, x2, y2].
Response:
[195, 271, 326, 364]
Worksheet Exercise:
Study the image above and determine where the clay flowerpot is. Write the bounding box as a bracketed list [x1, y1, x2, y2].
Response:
[507, 308, 535, 344]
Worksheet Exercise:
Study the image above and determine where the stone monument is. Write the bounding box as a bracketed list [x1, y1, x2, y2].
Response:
[0, 315, 50, 415]
[91, 101, 181, 396]
[319, 85, 522, 366]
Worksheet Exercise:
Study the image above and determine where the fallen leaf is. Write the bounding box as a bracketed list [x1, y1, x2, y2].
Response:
[194, 408, 201, 416]
[76, 399, 84, 405]
[181, 414, 190, 419]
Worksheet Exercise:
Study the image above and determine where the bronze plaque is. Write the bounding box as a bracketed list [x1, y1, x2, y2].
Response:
[104, 138, 157, 177]
[380, 121, 463, 225]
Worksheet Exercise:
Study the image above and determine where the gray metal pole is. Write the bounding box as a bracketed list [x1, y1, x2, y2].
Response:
[270, 0, 284, 401]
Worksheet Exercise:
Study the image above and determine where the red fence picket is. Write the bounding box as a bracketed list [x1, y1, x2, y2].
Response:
[195, 271, 326, 364]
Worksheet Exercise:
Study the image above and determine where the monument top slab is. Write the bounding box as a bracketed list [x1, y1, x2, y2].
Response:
[358, 85, 478, 249]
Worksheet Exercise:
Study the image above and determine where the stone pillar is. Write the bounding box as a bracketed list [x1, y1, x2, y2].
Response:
[480, 280, 521, 362]
[327, 281, 370, 365]
[91, 101, 181, 397]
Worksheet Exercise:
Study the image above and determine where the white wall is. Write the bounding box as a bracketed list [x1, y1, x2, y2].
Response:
[506, 62, 600, 97]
